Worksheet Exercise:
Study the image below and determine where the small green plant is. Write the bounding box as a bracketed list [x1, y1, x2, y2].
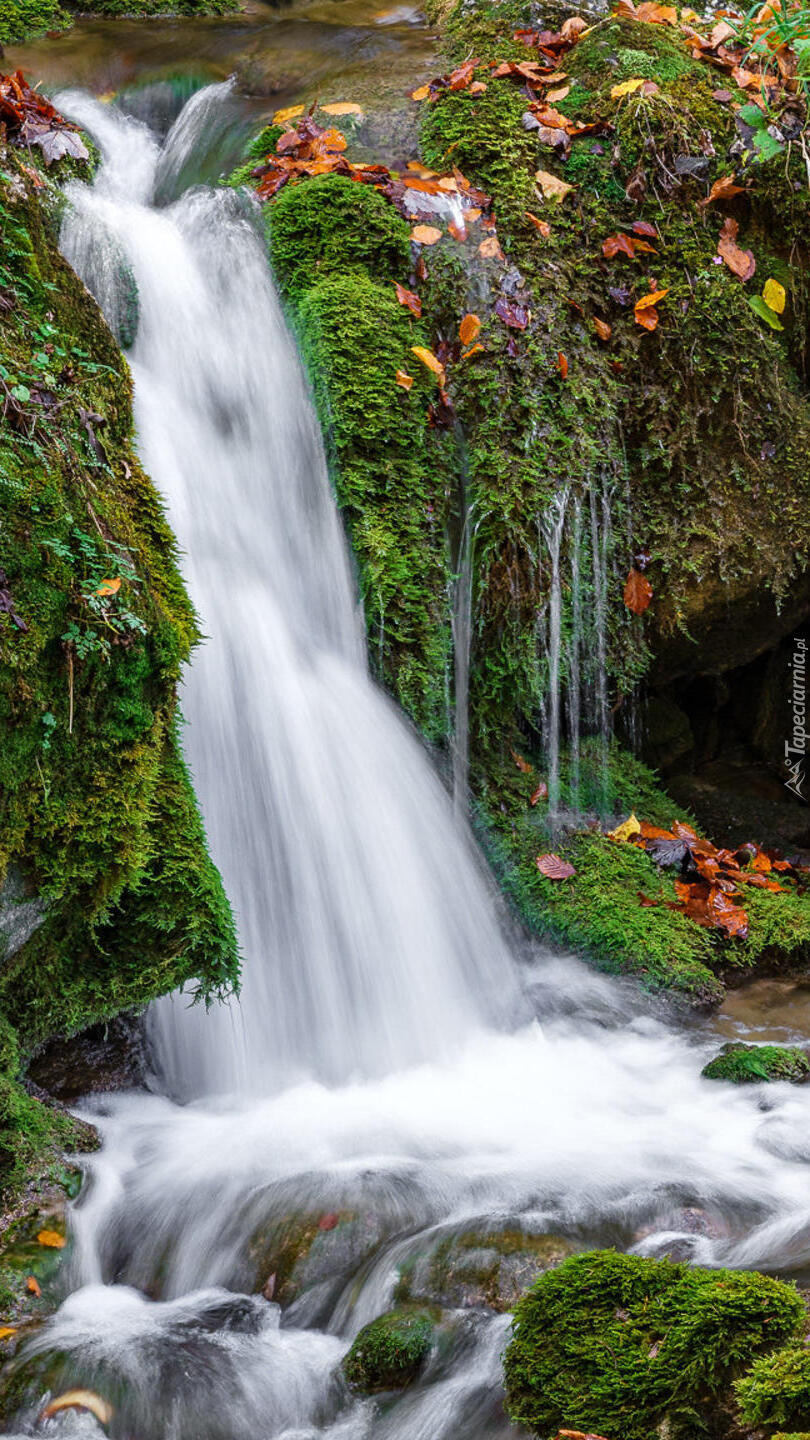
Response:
[734, 0, 810, 101]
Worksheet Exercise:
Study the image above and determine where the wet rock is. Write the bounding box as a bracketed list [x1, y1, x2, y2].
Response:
[250, 1209, 386, 1312]
[397, 1229, 574, 1313]
[702, 1042, 810, 1085]
[342, 1307, 434, 1394]
[0, 866, 45, 963]
[26, 1012, 147, 1102]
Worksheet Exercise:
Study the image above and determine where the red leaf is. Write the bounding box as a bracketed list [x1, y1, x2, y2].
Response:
[536, 853, 576, 880]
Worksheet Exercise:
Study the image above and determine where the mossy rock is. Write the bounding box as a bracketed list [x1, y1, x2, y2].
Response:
[702, 1042, 810, 1085]
[267, 175, 412, 305]
[0, 0, 238, 46]
[736, 1343, 810, 1431]
[249, 1208, 386, 1311]
[503, 1249, 806, 1440]
[342, 1307, 434, 1394]
[397, 1228, 574, 1313]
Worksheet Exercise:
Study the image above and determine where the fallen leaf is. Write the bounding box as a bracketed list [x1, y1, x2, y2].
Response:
[717, 216, 756, 281]
[700, 174, 745, 206]
[95, 577, 121, 597]
[478, 235, 505, 259]
[762, 276, 786, 313]
[396, 370, 414, 389]
[411, 345, 445, 383]
[459, 313, 482, 345]
[634, 305, 660, 331]
[469, 80, 488, 94]
[410, 84, 431, 100]
[608, 813, 641, 842]
[272, 103, 306, 126]
[0, 1327, 18, 1340]
[749, 294, 783, 329]
[495, 297, 529, 329]
[557, 351, 568, 378]
[560, 14, 588, 39]
[624, 567, 653, 614]
[547, 85, 571, 101]
[611, 77, 646, 98]
[394, 282, 422, 317]
[411, 224, 443, 246]
[635, 1, 678, 20]
[37, 1230, 66, 1249]
[511, 748, 533, 773]
[525, 211, 551, 236]
[635, 287, 668, 312]
[26, 1276, 41, 1297]
[632, 220, 657, 237]
[536, 853, 577, 879]
[530, 780, 549, 805]
[41, 1391, 113, 1426]
[535, 169, 574, 201]
[594, 317, 612, 341]
[320, 101, 364, 116]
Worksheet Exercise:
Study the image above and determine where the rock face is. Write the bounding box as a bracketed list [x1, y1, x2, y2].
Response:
[397, 1229, 574, 1313]
[27, 1012, 147, 1101]
[0, 868, 45, 964]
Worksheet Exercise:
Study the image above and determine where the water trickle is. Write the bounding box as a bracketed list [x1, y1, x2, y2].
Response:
[539, 488, 569, 820]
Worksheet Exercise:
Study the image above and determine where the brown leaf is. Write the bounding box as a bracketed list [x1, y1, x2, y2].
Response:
[557, 351, 568, 379]
[495, 297, 529, 330]
[603, 232, 656, 259]
[410, 84, 431, 100]
[560, 15, 588, 39]
[394, 283, 422, 317]
[635, 1, 678, 21]
[478, 235, 505, 260]
[547, 85, 571, 101]
[594, 317, 612, 341]
[536, 853, 577, 879]
[535, 168, 574, 202]
[717, 217, 756, 281]
[632, 220, 658, 238]
[511, 748, 533, 774]
[530, 780, 549, 805]
[624, 568, 653, 614]
[396, 370, 414, 390]
[700, 174, 745, 207]
[411, 224, 443, 246]
[459, 313, 482, 345]
[26, 1276, 41, 1296]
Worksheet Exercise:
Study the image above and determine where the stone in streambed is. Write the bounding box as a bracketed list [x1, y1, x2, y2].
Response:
[342, 1307, 434, 1394]
[397, 1228, 574, 1313]
[702, 1041, 810, 1084]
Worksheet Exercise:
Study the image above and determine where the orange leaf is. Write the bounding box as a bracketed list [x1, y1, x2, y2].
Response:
[557, 351, 568, 379]
[37, 1229, 66, 1249]
[461, 343, 485, 358]
[448, 219, 468, 243]
[560, 14, 587, 38]
[635, 288, 669, 320]
[624, 567, 653, 614]
[511, 748, 533, 773]
[395, 370, 414, 390]
[411, 346, 445, 384]
[394, 282, 422, 317]
[525, 211, 551, 237]
[536, 852, 576, 879]
[717, 217, 756, 281]
[320, 101, 364, 116]
[411, 224, 443, 245]
[530, 780, 548, 805]
[26, 1276, 41, 1297]
[700, 174, 745, 206]
[478, 235, 504, 260]
[410, 84, 431, 100]
[95, 577, 121, 597]
[469, 80, 488, 94]
[0, 1327, 18, 1340]
[634, 306, 659, 331]
[547, 85, 571, 101]
[594, 317, 612, 341]
[459, 313, 482, 345]
[634, 1, 678, 20]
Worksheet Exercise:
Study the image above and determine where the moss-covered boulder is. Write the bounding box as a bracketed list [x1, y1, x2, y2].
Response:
[0, 140, 237, 1201]
[396, 1228, 574, 1313]
[342, 1307, 434, 1394]
[503, 1250, 807, 1440]
[702, 1042, 810, 1085]
[736, 1343, 810, 1432]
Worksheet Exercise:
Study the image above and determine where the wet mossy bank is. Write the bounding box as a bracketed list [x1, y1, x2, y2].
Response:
[0, 143, 238, 1210]
[0, 0, 239, 49]
[242, 0, 810, 1004]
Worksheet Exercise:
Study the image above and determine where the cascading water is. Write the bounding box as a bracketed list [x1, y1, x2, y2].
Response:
[11, 82, 810, 1440]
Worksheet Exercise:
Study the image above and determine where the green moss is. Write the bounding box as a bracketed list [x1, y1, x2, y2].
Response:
[702, 1042, 810, 1085]
[736, 1344, 810, 1430]
[504, 1250, 806, 1440]
[0, 0, 237, 45]
[342, 1308, 434, 1394]
[267, 175, 412, 304]
[0, 147, 237, 1195]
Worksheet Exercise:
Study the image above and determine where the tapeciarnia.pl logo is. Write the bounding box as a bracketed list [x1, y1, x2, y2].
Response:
[785, 635, 808, 802]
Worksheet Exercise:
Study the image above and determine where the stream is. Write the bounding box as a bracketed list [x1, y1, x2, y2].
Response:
[7, 56, 810, 1440]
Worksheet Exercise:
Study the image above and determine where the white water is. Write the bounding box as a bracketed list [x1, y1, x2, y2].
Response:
[10, 84, 810, 1440]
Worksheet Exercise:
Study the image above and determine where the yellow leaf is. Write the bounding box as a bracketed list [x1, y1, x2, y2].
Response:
[608, 813, 642, 842]
[410, 84, 431, 100]
[547, 85, 571, 101]
[320, 101, 364, 117]
[635, 287, 669, 311]
[271, 103, 305, 126]
[410, 224, 443, 245]
[0, 1327, 18, 1340]
[41, 1391, 114, 1427]
[459, 312, 482, 345]
[395, 370, 414, 390]
[535, 169, 574, 202]
[611, 78, 646, 98]
[762, 277, 786, 314]
[410, 346, 445, 384]
[37, 1229, 66, 1249]
[95, 577, 121, 597]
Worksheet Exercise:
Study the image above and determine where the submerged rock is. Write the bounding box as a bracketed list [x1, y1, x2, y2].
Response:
[702, 1042, 810, 1085]
[342, 1307, 434, 1394]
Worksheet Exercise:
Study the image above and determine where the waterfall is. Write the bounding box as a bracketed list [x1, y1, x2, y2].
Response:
[58, 89, 523, 1101]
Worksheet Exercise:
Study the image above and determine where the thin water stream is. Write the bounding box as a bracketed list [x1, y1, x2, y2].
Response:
[7, 80, 810, 1440]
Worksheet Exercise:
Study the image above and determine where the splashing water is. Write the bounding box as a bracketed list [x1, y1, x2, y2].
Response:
[10, 83, 810, 1440]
